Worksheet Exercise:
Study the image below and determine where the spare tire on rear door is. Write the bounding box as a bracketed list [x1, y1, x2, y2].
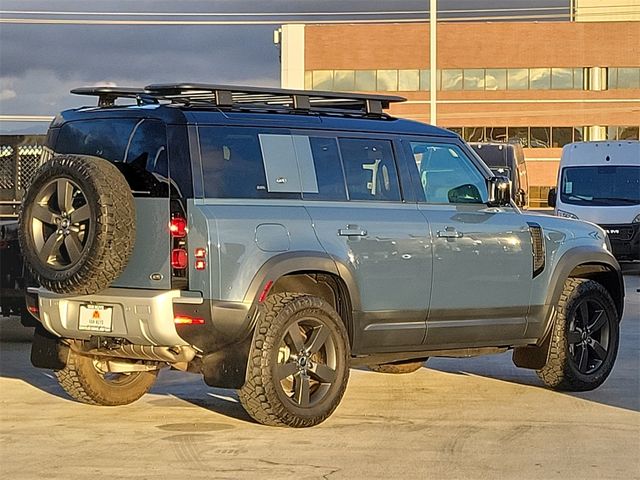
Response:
[19, 154, 136, 295]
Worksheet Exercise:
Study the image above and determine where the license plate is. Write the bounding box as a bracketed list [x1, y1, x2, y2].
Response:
[79, 304, 113, 332]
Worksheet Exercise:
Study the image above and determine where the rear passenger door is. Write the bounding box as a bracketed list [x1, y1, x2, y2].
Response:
[300, 133, 432, 353]
[403, 138, 532, 348]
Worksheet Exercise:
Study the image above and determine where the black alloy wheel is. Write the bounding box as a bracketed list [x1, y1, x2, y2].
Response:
[30, 178, 92, 269]
[567, 297, 611, 375]
[275, 317, 338, 408]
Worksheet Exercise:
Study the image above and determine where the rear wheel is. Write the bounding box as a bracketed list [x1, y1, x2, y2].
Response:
[56, 349, 157, 406]
[369, 360, 426, 374]
[239, 293, 350, 427]
[537, 278, 619, 391]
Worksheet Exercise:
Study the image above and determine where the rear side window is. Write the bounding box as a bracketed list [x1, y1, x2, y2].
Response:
[339, 138, 401, 201]
[303, 137, 347, 201]
[199, 126, 299, 199]
[56, 119, 135, 161]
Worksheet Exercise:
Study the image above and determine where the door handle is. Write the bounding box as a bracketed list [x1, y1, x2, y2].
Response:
[436, 228, 463, 239]
[338, 226, 368, 237]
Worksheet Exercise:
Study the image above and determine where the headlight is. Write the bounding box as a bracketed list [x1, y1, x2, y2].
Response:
[633, 214, 640, 223]
[557, 209, 578, 219]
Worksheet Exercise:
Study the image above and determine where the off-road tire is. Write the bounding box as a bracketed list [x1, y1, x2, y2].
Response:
[239, 293, 350, 427]
[537, 278, 619, 391]
[19, 154, 135, 295]
[56, 348, 157, 406]
[369, 360, 426, 374]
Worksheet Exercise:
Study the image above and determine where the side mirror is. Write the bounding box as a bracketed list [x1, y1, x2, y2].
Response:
[548, 187, 557, 208]
[487, 176, 512, 207]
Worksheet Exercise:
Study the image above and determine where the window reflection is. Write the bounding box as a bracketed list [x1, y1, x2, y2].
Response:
[463, 127, 484, 142]
[463, 69, 485, 90]
[530, 68, 551, 89]
[377, 70, 398, 91]
[419, 69, 431, 91]
[617, 68, 640, 89]
[573, 68, 584, 89]
[334, 70, 355, 91]
[354, 70, 376, 91]
[530, 127, 550, 148]
[551, 68, 573, 89]
[508, 127, 529, 147]
[312, 70, 333, 90]
[507, 69, 529, 90]
[399, 70, 420, 91]
[551, 127, 573, 147]
[485, 69, 507, 90]
[486, 127, 507, 142]
[442, 69, 463, 91]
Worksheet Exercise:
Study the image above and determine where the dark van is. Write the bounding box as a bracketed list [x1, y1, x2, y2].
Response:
[469, 142, 529, 208]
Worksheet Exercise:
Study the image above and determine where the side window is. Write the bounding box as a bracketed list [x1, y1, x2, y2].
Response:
[303, 137, 347, 201]
[410, 142, 488, 204]
[56, 119, 136, 161]
[199, 127, 299, 199]
[338, 138, 401, 201]
[125, 120, 168, 177]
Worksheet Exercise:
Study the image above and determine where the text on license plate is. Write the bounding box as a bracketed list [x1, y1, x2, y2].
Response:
[79, 304, 113, 332]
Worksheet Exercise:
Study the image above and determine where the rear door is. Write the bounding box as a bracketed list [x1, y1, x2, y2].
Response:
[403, 138, 532, 348]
[54, 118, 172, 289]
[301, 133, 431, 353]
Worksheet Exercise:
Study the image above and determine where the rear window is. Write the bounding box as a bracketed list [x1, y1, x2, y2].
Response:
[56, 119, 134, 161]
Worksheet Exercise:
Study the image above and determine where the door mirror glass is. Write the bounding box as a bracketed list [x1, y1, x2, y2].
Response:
[487, 176, 512, 207]
[448, 184, 483, 203]
[548, 187, 557, 207]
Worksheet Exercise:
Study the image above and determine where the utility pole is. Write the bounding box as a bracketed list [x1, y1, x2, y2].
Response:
[430, 0, 437, 125]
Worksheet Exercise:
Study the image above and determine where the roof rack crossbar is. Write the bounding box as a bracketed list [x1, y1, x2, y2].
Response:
[71, 83, 406, 115]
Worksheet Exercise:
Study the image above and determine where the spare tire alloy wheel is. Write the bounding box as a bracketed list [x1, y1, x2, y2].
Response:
[19, 155, 136, 295]
[31, 178, 92, 270]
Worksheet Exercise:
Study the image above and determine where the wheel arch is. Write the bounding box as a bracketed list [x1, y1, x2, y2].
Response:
[243, 251, 360, 346]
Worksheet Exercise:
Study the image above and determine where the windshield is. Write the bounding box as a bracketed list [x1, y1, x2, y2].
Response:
[560, 166, 640, 206]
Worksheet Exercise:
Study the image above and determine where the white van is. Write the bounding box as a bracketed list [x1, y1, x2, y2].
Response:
[548, 141, 640, 263]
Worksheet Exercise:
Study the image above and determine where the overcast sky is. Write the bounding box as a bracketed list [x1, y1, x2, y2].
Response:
[0, 0, 568, 133]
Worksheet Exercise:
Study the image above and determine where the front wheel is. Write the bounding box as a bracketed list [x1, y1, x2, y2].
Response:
[537, 278, 619, 391]
[239, 293, 350, 427]
[56, 348, 158, 406]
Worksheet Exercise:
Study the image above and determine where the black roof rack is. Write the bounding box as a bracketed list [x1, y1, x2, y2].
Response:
[71, 83, 406, 116]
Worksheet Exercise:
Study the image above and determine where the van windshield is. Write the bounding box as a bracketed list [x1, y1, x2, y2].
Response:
[560, 166, 640, 206]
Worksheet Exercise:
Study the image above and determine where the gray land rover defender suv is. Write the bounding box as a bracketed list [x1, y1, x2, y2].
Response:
[20, 84, 624, 427]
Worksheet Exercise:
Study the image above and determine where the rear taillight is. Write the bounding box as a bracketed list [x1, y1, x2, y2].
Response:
[169, 217, 187, 238]
[171, 248, 188, 269]
[170, 214, 188, 288]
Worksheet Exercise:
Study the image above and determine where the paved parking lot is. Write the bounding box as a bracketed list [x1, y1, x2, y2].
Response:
[0, 275, 638, 480]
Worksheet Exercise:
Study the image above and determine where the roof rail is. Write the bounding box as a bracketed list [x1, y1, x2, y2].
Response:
[71, 83, 406, 116]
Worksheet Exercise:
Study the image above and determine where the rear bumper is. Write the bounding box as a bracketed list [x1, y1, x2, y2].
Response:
[29, 287, 202, 346]
[601, 223, 640, 262]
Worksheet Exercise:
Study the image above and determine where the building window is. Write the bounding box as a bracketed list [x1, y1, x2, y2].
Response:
[507, 69, 529, 90]
[486, 127, 507, 142]
[463, 127, 484, 142]
[529, 68, 551, 90]
[617, 68, 640, 89]
[507, 127, 529, 147]
[551, 127, 573, 147]
[442, 69, 463, 91]
[398, 69, 420, 91]
[530, 127, 551, 148]
[551, 68, 573, 89]
[447, 127, 462, 136]
[419, 69, 431, 91]
[573, 68, 584, 89]
[608, 126, 640, 140]
[377, 70, 398, 91]
[354, 70, 376, 91]
[304, 71, 312, 90]
[334, 70, 355, 91]
[312, 70, 333, 90]
[485, 69, 507, 90]
[463, 69, 485, 90]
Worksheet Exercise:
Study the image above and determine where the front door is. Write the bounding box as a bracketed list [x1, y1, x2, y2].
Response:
[406, 140, 533, 348]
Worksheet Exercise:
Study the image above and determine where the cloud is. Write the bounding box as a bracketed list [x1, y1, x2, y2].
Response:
[0, 89, 17, 101]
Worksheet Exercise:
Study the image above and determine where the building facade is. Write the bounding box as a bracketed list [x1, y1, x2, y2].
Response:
[279, 17, 640, 206]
